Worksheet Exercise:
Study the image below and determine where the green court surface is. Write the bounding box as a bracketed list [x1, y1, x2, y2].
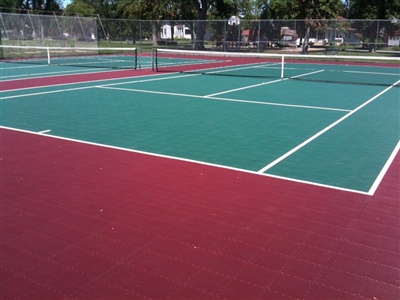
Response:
[1, 67, 399, 194]
[0, 63, 117, 80]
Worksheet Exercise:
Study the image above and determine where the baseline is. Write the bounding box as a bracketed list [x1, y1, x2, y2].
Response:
[368, 140, 400, 195]
[0, 125, 370, 195]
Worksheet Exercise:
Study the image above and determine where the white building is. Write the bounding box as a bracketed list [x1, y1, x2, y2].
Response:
[388, 36, 400, 46]
[161, 24, 191, 39]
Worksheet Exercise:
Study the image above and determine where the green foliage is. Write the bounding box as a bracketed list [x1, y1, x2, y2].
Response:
[345, 0, 400, 19]
[208, 0, 267, 19]
[65, 0, 118, 18]
[0, 0, 63, 12]
[65, 0, 96, 16]
[1, 0, 398, 22]
[0, 0, 26, 11]
[115, 0, 196, 20]
[269, 0, 342, 19]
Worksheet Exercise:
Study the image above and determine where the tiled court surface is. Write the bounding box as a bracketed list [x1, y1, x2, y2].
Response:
[1, 128, 399, 299]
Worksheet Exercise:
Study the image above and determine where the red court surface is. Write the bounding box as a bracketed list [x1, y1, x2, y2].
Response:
[0, 68, 154, 91]
[1, 127, 399, 299]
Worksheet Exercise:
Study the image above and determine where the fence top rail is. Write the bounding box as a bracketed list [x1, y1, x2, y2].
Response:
[156, 48, 400, 61]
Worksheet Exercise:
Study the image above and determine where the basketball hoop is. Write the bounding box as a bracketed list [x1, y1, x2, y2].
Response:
[228, 16, 240, 26]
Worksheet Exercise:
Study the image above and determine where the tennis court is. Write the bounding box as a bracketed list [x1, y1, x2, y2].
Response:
[1, 49, 399, 299]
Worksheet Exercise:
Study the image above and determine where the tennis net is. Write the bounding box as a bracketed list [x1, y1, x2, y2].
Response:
[153, 49, 400, 87]
[0, 45, 137, 69]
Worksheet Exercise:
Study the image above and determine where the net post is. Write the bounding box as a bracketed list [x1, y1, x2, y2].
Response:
[281, 55, 284, 79]
[156, 49, 158, 71]
[47, 47, 51, 65]
[134, 48, 138, 70]
[151, 49, 154, 71]
[152, 49, 157, 72]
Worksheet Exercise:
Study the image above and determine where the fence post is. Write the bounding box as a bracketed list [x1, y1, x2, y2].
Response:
[139, 19, 142, 69]
[257, 20, 260, 53]
[224, 20, 226, 52]
[376, 20, 380, 50]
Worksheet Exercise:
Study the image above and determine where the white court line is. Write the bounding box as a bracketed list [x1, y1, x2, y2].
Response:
[1, 64, 49, 70]
[290, 69, 325, 79]
[368, 140, 400, 195]
[0, 86, 95, 100]
[98, 72, 201, 87]
[0, 125, 371, 195]
[97, 85, 351, 112]
[205, 69, 325, 97]
[1, 72, 351, 111]
[38, 129, 51, 134]
[205, 78, 285, 97]
[344, 70, 400, 76]
[0, 73, 199, 98]
[1, 67, 113, 80]
[2, 67, 397, 195]
[257, 79, 400, 180]
[0, 64, 188, 93]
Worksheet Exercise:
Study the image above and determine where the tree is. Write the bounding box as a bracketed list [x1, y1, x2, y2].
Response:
[65, 0, 118, 18]
[0, 0, 63, 12]
[344, 0, 400, 52]
[116, 0, 196, 45]
[191, 0, 211, 49]
[65, 0, 96, 16]
[208, 0, 264, 19]
[0, 0, 26, 12]
[253, 0, 273, 19]
[270, 0, 342, 53]
[345, 0, 399, 19]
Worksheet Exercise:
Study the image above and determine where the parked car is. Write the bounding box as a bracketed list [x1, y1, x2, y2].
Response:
[296, 38, 316, 47]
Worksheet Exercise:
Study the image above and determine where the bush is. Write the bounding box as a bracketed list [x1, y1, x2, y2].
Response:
[391, 45, 400, 51]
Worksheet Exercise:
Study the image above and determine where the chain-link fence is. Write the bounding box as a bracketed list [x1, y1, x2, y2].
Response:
[1, 12, 399, 54]
[0, 12, 98, 48]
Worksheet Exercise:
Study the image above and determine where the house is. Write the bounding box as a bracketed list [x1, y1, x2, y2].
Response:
[161, 24, 191, 39]
[388, 36, 400, 46]
[324, 28, 360, 45]
[388, 30, 400, 46]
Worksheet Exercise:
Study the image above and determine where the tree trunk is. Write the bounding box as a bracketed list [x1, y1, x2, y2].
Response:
[193, 0, 208, 50]
[369, 44, 377, 52]
[152, 20, 158, 46]
[301, 25, 310, 54]
[195, 20, 206, 50]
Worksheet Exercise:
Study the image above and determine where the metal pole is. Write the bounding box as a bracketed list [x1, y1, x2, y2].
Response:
[97, 14, 110, 47]
[375, 20, 380, 50]
[139, 20, 142, 70]
[224, 20, 226, 52]
[258, 20, 260, 53]
[53, 12, 63, 39]
[0, 14, 9, 39]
